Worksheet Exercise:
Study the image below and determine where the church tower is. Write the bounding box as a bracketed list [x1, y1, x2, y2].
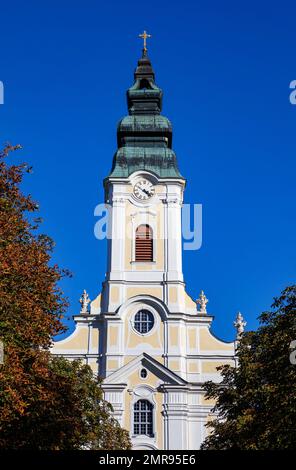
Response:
[52, 39, 236, 450]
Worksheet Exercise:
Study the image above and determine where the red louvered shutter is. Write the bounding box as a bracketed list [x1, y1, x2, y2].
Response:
[135, 225, 153, 262]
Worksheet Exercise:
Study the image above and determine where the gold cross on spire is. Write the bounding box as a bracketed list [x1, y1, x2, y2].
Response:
[139, 30, 151, 53]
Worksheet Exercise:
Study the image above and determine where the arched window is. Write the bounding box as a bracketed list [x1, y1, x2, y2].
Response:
[133, 399, 153, 436]
[135, 225, 153, 262]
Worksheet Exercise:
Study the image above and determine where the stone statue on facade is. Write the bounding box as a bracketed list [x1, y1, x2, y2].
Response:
[196, 290, 208, 314]
[79, 289, 90, 314]
[234, 311, 246, 339]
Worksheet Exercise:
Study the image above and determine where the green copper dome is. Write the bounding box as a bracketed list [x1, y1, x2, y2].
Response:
[109, 147, 182, 178]
[107, 50, 184, 180]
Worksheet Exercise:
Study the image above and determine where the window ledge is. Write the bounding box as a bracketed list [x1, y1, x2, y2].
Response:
[130, 261, 156, 264]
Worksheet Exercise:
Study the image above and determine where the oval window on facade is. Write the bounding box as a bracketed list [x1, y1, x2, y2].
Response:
[140, 368, 148, 379]
[134, 309, 154, 334]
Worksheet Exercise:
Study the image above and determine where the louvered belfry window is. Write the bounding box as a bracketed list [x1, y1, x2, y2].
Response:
[135, 225, 153, 262]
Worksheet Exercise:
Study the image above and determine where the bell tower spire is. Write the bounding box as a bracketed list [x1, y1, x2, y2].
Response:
[107, 40, 183, 179]
[128, 43, 161, 116]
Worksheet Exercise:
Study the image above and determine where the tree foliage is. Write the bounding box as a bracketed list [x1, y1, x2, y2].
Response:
[0, 145, 131, 449]
[201, 285, 296, 450]
[2, 357, 131, 449]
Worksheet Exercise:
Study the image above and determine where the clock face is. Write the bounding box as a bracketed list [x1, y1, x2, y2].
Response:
[134, 179, 155, 200]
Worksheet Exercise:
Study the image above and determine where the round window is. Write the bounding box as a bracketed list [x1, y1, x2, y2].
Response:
[140, 368, 148, 379]
[134, 309, 154, 334]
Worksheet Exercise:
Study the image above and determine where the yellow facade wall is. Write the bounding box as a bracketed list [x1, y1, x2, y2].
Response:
[126, 325, 163, 349]
[185, 291, 197, 309]
[54, 327, 88, 350]
[169, 326, 179, 347]
[110, 286, 120, 303]
[169, 287, 178, 303]
[91, 327, 99, 349]
[188, 328, 197, 350]
[200, 395, 216, 406]
[108, 326, 118, 347]
[123, 355, 164, 366]
[91, 293, 101, 309]
[188, 361, 199, 373]
[126, 287, 162, 300]
[107, 359, 119, 370]
[201, 361, 233, 373]
[169, 359, 180, 371]
[200, 328, 234, 351]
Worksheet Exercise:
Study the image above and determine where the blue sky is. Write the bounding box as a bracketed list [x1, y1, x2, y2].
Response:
[1, 0, 295, 341]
